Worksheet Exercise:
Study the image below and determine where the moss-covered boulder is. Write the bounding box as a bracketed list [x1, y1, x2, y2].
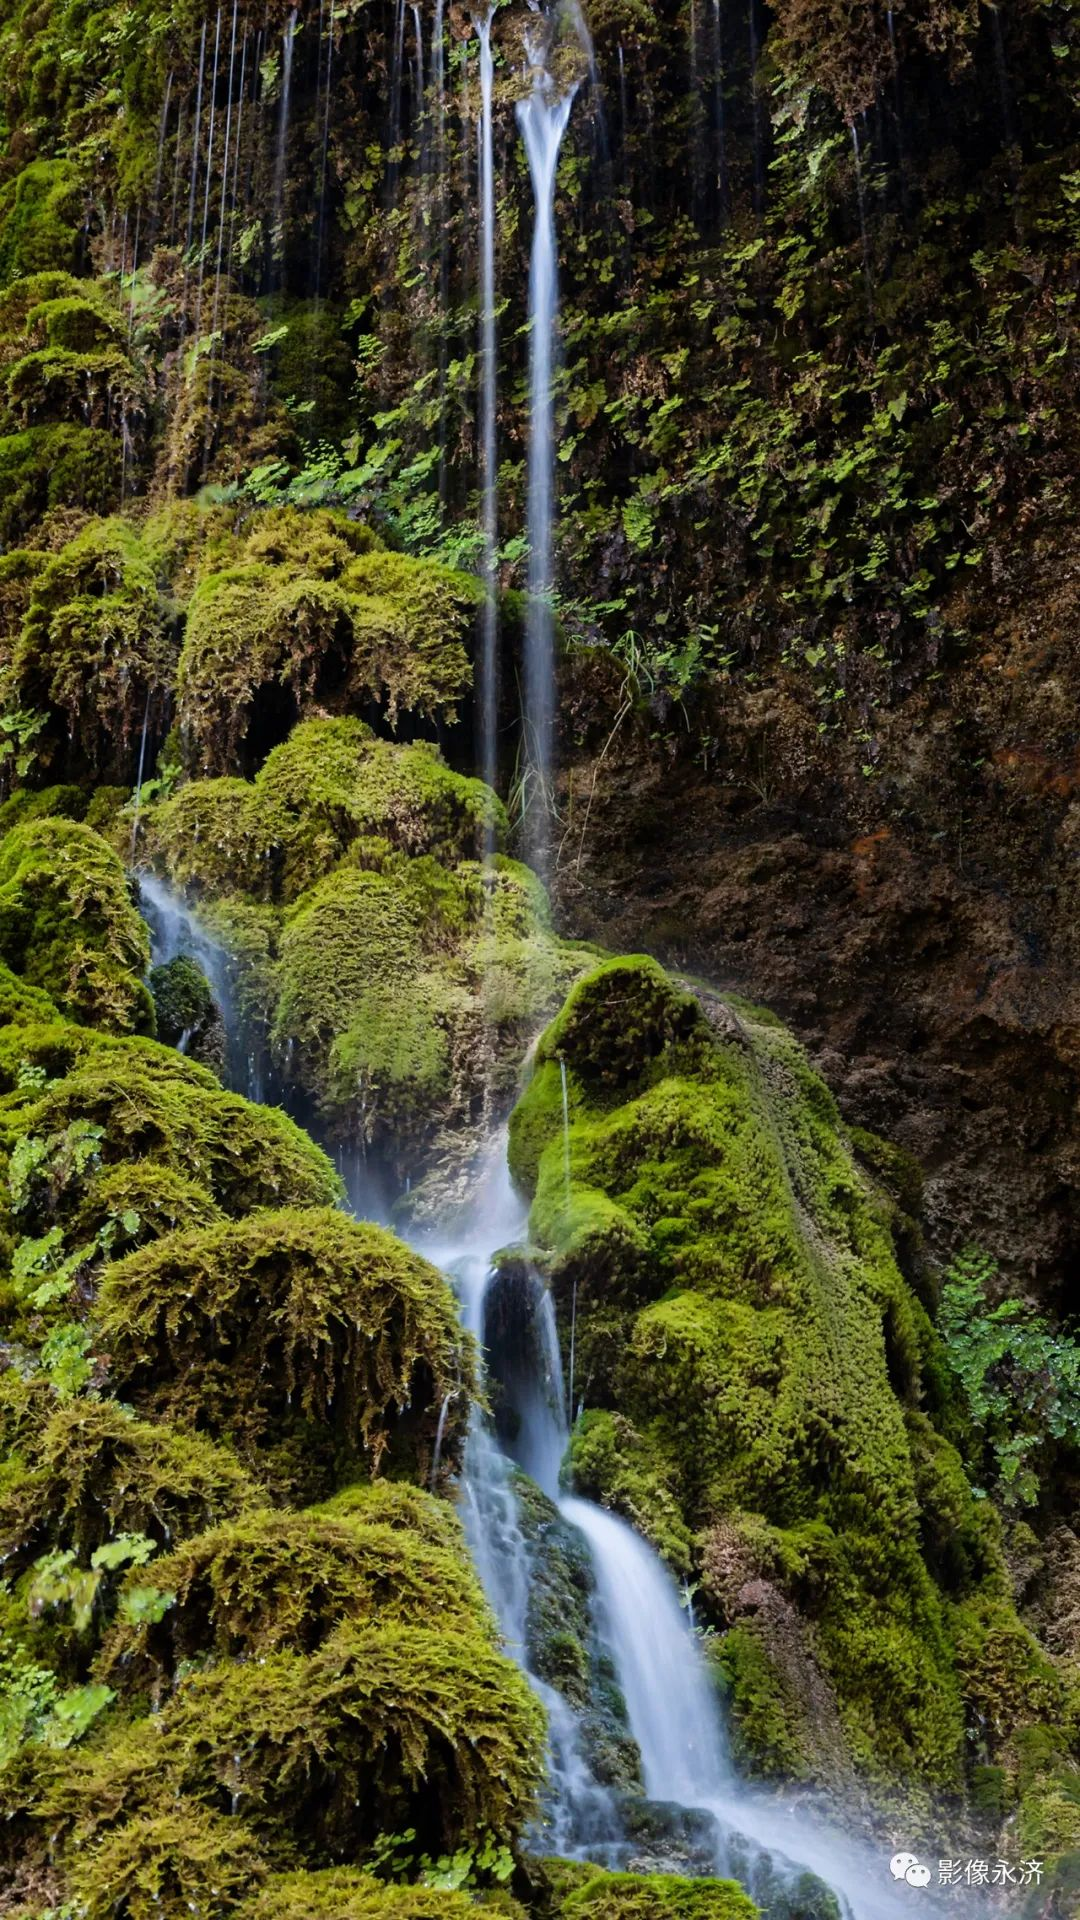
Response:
[34, 1620, 543, 1864]
[174, 512, 481, 771]
[94, 1208, 472, 1491]
[239, 1869, 479, 1919]
[0, 817, 153, 1031]
[559, 1871, 759, 1919]
[0, 1397, 257, 1570]
[510, 957, 1056, 1807]
[99, 1502, 491, 1686]
[139, 718, 587, 1193]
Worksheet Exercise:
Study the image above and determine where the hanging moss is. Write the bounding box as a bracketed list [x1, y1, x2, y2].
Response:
[64, 1801, 266, 1920]
[100, 1505, 491, 1686]
[8, 516, 174, 778]
[93, 1208, 473, 1490]
[0, 1019, 343, 1230]
[0, 423, 120, 545]
[0, 817, 153, 1032]
[0, 1398, 257, 1569]
[559, 1872, 759, 1919]
[0, 161, 83, 282]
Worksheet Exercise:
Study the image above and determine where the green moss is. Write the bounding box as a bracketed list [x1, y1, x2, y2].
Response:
[0, 161, 82, 281]
[65, 1801, 265, 1920]
[0, 1018, 343, 1230]
[0, 423, 120, 544]
[174, 522, 481, 773]
[512, 959, 1034, 1794]
[0, 817, 153, 1032]
[560, 1870, 759, 1918]
[101, 1505, 491, 1685]
[0, 1398, 257, 1568]
[149, 953, 224, 1071]
[240, 1868, 477, 1919]
[39, 1622, 544, 1863]
[94, 1208, 473, 1491]
[9, 516, 174, 778]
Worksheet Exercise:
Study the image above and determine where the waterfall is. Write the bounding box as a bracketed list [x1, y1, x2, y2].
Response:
[476, 6, 499, 801]
[413, 1122, 978, 1919]
[137, 873, 270, 1104]
[516, 4, 588, 864]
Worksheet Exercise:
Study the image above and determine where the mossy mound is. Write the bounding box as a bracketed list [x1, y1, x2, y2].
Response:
[0, 161, 83, 282]
[64, 1801, 267, 1920]
[240, 1868, 478, 1919]
[0, 816, 153, 1032]
[140, 718, 586, 1188]
[5, 515, 174, 779]
[0, 1016, 342, 1244]
[0, 1398, 256, 1570]
[100, 1504, 490, 1685]
[94, 1208, 472, 1490]
[37, 1621, 543, 1864]
[175, 512, 481, 771]
[560, 1874, 758, 1919]
[510, 958, 1055, 1804]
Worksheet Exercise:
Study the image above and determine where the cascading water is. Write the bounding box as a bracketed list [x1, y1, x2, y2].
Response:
[412, 1111, 983, 1920]
[516, 4, 589, 863]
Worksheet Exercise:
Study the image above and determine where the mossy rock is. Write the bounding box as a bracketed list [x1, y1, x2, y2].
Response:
[0, 817, 153, 1032]
[511, 958, 1037, 1792]
[560, 1871, 759, 1918]
[38, 1622, 544, 1863]
[65, 1801, 265, 1920]
[100, 1504, 490, 1685]
[94, 1208, 473, 1491]
[0, 161, 83, 281]
[0, 1019, 343, 1234]
[8, 516, 174, 779]
[0, 1398, 257, 1569]
[174, 517, 482, 772]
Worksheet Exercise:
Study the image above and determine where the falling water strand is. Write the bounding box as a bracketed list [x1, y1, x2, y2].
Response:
[130, 693, 152, 862]
[688, 0, 705, 220]
[560, 1057, 577, 1417]
[192, 5, 223, 346]
[314, 2, 336, 303]
[516, 19, 583, 867]
[711, 0, 728, 218]
[208, 0, 239, 362]
[389, 0, 407, 195]
[476, 6, 499, 804]
[169, 97, 187, 245]
[183, 18, 209, 325]
[747, 0, 764, 214]
[271, 11, 297, 288]
[432, 0, 449, 503]
[226, 32, 250, 285]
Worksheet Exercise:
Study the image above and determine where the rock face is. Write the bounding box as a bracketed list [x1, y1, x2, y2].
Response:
[552, 583, 1080, 1302]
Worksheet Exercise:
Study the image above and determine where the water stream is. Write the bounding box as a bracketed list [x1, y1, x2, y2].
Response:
[476, 6, 499, 801]
[516, 5, 587, 863]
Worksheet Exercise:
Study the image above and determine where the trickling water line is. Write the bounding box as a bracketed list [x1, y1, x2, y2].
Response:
[516, 8, 585, 866]
[559, 1057, 577, 1416]
[271, 10, 297, 286]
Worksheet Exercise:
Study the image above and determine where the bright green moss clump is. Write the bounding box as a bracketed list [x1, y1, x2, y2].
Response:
[175, 511, 481, 771]
[94, 1208, 473, 1489]
[0, 816, 153, 1032]
[560, 1872, 759, 1918]
[140, 718, 586, 1188]
[511, 957, 1055, 1805]
[240, 1869, 480, 1919]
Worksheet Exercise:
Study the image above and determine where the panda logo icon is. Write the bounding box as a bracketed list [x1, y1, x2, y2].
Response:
[890, 1854, 921, 1882]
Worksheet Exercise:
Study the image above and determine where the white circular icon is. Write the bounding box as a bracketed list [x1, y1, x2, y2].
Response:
[890, 1854, 920, 1881]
